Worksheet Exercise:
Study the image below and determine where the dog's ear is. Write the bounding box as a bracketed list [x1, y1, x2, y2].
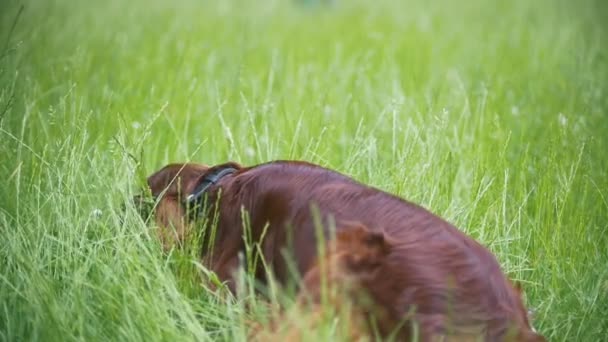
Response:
[146, 163, 210, 198]
[337, 223, 392, 257]
[361, 229, 391, 257]
[336, 223, 392, 273]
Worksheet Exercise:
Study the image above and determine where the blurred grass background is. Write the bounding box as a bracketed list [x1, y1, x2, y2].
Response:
[0, 0, 607, 340]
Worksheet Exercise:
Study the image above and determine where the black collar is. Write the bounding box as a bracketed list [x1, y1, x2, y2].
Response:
[185, 166, 237, 209]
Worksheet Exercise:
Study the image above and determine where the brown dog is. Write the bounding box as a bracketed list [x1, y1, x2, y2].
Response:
[134, 160, 545, 341]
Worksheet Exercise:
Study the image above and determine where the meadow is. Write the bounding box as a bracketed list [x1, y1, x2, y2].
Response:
[1, 0, 607, 340]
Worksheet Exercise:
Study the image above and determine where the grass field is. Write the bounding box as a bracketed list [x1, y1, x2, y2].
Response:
[1, 0, 607, 340]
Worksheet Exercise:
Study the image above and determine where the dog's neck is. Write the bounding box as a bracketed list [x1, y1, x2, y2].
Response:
[186, 166, 238, 207]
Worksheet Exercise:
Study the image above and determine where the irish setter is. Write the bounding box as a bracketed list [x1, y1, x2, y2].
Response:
[133, 160, 545, 341]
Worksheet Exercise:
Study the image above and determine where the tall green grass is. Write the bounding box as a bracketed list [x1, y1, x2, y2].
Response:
[1, 0, 607, 340]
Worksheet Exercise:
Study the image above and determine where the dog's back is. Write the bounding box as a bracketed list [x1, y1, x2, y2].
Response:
[230, 161, 543, 341]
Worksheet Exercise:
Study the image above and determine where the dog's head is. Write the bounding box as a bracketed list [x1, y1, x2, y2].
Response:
[132, 161, 247, 250]
[131, 162, 210, 250]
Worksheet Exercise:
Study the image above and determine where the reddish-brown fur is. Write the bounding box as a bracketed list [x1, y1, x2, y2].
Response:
[250, 224, 389, 342]
[136, 160, 545, 341]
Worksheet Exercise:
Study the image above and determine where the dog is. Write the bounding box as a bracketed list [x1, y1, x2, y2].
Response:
[133, 160, 545, 341]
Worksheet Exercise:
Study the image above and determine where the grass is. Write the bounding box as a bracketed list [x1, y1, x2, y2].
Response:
[1, 0, 607, 340]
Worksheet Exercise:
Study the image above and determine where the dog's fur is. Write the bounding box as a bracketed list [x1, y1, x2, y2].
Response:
[134, 160, 545, 341]
[249, 223, 389, 342]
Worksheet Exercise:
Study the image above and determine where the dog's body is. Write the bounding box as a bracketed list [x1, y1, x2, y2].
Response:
[138, 160, 544, 341]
